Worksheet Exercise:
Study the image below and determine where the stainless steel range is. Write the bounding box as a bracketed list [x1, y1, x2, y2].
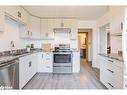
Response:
[53, 44, 72, 73]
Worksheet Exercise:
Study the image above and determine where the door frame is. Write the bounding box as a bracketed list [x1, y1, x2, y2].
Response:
[78, 32, 88, 64]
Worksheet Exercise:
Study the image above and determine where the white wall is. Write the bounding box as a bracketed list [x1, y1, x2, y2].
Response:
[78, 20, 98, 67]
[0, 17, 30, 51]
[110, 7, 124, 53]
[96, 6, 125, 68]
[97, 6, 125, 54]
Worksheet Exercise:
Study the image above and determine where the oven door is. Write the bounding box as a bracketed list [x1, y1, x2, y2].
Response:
[53, 52, 72, 66]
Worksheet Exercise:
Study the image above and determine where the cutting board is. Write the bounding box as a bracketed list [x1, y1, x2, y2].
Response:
[42, 43, 52, 51]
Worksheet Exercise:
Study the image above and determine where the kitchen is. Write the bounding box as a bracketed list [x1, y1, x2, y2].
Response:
[0, 6, 126, 89]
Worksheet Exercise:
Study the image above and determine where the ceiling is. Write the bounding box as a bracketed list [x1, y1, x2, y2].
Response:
[23, 6, 109, 20]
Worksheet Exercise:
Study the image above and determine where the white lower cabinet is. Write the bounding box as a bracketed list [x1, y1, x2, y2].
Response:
[72, 51, 80, 73]
[19, 53, 38, 89]
[99, 55, 123, 89]
[37, 52, 53, 73]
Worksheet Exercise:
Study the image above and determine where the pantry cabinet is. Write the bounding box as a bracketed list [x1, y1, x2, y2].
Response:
[99, 55, 123, 89]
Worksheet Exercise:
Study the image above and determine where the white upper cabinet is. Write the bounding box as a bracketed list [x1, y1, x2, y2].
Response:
[29, 16, 41, 39]
[18, 7, 30, 25]
[4, 6, 19, 20]
[40, 19, 49, 39]
[47, 19, 77, 39]
[70, 19, 78, 40]
[62, 19, 74, 28]
[4, 6, 29, 25]
[0, 7, 5, 32]
[110, 7, 125, 34]
[19, 24, 30, 38]
[47, 19, 56, 39]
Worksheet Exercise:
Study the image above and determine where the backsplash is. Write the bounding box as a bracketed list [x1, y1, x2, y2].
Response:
[0, 16, 30, 51]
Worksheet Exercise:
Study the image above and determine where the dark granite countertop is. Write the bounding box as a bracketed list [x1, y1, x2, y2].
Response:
[0, 49, 42, 65]
[0, 56, 19, 65]
[0, 48, 80, 65]
[98, 53, 123, 62]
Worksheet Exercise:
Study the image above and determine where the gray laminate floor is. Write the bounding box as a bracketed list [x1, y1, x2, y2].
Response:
[23, 59, 107, 89]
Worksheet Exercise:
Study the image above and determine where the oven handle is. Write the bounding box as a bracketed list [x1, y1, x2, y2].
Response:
[53, 52, 72, 54]
[53, 66, 72, 67]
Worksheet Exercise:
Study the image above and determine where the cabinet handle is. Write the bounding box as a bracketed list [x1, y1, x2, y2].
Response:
[107, 82, 114, 88]
[125, 84, 127, 88]
[107, 69, 114, 73]
[46, 66, 50, 68]
[28, 31, 29, 36]
[18, 11, 21, 18]
[29, 61, 32, 67]
[46, 58, 51, 60]
[31, 32, 32, 36]
[72, 53, 73, 58]
[108, 59, 114, 63]
[42, 54, 43, 58]
[61, 22, 64, 27]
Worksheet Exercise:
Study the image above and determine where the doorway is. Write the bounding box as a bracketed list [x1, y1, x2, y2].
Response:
[78, 29, 92, 65]
[78, 32, 88, 64]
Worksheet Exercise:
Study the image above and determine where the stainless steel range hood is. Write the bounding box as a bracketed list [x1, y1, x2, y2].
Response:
[53, 28, 71, 33]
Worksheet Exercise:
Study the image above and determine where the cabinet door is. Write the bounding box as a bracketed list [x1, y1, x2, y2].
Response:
[0, 7, 5, 32]
[19, 57, 30, 89]
[30, 16, 41, 39]
[29, 53, 37, 76]
[40, 19, 48, 39]
[4, 6, 19, 20]
[19, 24, 30, 38]
[62, 19, 73, 28]
[47, 19, 59, 39]
[37, 52, 53, 72]
[72, 51, 80, 73]
[18, 7, 30, 25]
[70, 19, 78, 39]
[37, 52, 44, 72]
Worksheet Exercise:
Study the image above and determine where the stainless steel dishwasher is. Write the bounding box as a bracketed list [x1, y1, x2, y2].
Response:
[0, 59, 19, 89]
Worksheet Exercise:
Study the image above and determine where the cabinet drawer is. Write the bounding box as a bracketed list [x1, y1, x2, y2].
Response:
[106, 57, 123, 68]
[53, 66, 72, 73]
[44, 59, 52, 64]
[43, 64, 53, 72]
[44, 52, 52, 56]
[103, 61, 123, 81]
[100, 71, 123, 89]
